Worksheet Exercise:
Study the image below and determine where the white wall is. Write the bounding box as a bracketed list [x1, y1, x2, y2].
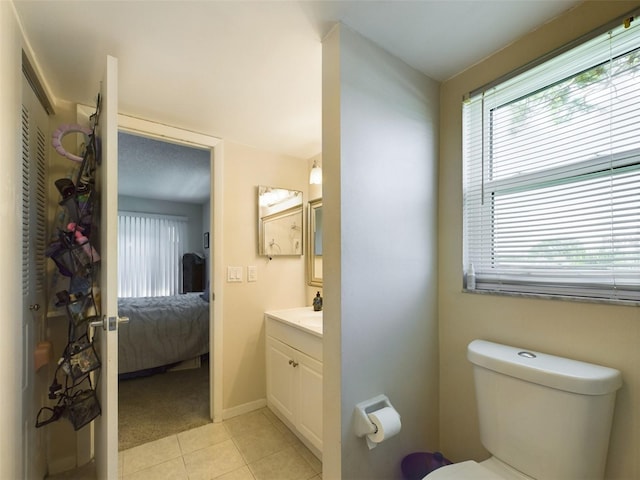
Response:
[0, 3, 25, 478]
[439, 2, 640, 479]
[118, 195, 205, 255]
[323, 24, 440, 479]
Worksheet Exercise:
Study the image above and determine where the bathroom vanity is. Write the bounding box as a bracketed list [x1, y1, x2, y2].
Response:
[265, 307, 323, 459]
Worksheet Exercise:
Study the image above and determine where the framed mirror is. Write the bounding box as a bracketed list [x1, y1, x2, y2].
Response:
[307, 198, 322, 286]
[258, 185, 303, 256]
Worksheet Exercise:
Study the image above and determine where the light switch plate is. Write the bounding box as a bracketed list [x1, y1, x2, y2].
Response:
[227, 266, 243, 282]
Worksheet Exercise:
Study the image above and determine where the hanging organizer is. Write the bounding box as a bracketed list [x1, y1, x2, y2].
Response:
[37, 96, 103, 431]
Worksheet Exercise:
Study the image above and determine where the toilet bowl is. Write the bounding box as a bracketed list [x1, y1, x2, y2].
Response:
[424, 458, 531, 479]
[424, 340, 622, 480]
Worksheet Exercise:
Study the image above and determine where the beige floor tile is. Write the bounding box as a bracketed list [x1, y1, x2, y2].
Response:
[262, 410, 299, 444]
[248, 446, 317, 480]
[178, 421, 231, 454]
[277, 426, 300, 446]
[232, 423, 291, 463]
[183, 438, 246, 480]
[122, 434, 182, 475]
[224, 410, 274, 438]
[122, 457, 187, 480]
[216, 465, 256, 480]
[261, 407, 285, 430]
[292, 442, 321, 474]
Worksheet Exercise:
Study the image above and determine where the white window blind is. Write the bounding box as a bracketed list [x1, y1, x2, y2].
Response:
[117, 212, 187, 298]
[463, 14, 640, 303]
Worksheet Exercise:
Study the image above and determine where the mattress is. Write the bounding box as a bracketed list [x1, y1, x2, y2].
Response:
[117, 293, 209, 374]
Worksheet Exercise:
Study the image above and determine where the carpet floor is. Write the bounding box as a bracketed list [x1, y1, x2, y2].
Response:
[118, 362, 210, 451]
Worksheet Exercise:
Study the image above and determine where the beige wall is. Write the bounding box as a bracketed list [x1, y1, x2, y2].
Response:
[221, 141, 309, 412]
[0, 7, 85, 474]
[0, 2, 26, 478]
[438, 2, 640, 479]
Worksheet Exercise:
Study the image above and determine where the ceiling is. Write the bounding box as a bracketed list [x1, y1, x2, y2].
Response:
[118, 132, 211, 203]
[14, 0, 581, 202]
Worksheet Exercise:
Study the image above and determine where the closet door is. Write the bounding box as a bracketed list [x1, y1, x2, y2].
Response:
[21, 73, 48, 480]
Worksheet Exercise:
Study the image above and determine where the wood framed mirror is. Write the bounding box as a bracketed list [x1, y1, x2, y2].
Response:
[307, 198, 322, 286]
[258, 185, 303, 257]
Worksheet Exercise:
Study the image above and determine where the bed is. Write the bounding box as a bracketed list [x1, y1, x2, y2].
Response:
[117, 293, 209, 375]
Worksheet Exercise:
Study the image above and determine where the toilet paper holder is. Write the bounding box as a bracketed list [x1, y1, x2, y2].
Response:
[354, 394, 395, 437]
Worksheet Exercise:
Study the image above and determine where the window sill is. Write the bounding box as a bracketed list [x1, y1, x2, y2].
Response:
[462, 287, 640, 308]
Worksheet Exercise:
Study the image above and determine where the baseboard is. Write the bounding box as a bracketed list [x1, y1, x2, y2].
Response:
[222, 398, 266, 420]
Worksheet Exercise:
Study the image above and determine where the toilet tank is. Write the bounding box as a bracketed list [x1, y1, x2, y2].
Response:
[468, 340, 622, 480]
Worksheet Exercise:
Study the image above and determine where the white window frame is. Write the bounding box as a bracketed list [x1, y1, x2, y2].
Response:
[463, 12, 640, 304]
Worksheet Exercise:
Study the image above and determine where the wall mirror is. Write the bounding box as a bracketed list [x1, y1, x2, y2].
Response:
[258, 185, 303, 257]
[307, 198, 323, 286]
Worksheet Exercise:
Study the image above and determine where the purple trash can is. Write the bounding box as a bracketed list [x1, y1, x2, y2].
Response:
[401, 451, 452, 479]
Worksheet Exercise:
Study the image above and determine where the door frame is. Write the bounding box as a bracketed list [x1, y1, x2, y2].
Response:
[77, 103, 225, 449]
[117, 114, 224, 423]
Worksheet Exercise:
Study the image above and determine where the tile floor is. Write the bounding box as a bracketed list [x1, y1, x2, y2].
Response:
[49, 408, 322, 480]
[120, 408, 322, 480]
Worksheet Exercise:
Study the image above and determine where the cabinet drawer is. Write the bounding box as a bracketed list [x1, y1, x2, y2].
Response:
[265, 316, 322, 361]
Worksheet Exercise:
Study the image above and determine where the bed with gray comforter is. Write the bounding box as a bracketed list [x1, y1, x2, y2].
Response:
[117, 293, 209, 374]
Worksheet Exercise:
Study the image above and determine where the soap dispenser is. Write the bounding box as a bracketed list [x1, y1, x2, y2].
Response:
[313, 291, 323, 311]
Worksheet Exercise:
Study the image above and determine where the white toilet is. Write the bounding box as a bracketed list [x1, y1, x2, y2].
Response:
[425, 339, 622, 480]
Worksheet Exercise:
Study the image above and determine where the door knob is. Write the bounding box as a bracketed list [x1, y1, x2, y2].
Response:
[89, 315, 130, 331]
[29, 304, 40, 311]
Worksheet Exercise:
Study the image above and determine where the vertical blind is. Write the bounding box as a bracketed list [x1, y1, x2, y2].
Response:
[118, 212, 187, 298]
[463, 14, 640, 302]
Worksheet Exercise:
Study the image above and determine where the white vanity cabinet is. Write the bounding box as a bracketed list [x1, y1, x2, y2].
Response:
[265, 308, 323, 458]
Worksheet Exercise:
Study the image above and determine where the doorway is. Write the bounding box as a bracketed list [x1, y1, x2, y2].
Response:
[116, 114, 224, 449]
[117, 131, 208, 449]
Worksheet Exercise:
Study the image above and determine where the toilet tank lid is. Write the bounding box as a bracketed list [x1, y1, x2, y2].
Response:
[467, 340, 622, 395]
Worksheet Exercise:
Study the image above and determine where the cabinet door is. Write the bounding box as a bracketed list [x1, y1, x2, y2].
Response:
[297, 351, 323, 452]
[266, 337, 296, 424]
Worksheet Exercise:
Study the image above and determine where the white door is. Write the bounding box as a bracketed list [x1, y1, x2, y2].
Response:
[21, 73, 48, 480]
[94, 55, 119, 479]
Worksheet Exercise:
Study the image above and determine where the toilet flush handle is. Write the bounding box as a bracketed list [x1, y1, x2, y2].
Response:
[518, 351, 537, 359]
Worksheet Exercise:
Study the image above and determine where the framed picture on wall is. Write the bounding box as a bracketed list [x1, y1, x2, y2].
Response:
[204, 232, 209, 249]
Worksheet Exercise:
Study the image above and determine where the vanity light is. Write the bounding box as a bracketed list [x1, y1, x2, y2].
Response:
[309, 160, 322, 185]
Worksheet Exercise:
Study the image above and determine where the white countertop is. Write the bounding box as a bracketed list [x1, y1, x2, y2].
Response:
[265, 307, 323, 337]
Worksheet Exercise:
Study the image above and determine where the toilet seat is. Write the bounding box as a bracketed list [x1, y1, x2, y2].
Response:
[423, 458, 533, 480]
[422, 461, 505, 479]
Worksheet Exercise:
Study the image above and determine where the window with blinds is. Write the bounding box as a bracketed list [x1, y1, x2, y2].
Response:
[117, 212, 187, 298]
[463, 14, 640, 303]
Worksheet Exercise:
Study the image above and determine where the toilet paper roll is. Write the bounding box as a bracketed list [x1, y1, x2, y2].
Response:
[366, 406, 401, 449]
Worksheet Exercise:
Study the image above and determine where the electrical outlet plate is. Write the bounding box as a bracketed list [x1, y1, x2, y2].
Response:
[247, 265, 257, 282]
